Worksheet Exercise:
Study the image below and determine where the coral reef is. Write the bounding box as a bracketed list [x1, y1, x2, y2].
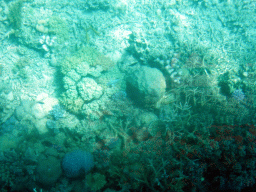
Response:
[104, 123, 256, 191]
[0, 0, 256, 191]
[60, 46, 114, 114]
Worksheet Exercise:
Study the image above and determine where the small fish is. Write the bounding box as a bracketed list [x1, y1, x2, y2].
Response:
[107, 78, 121, 87]
[51, 144, 63, 151]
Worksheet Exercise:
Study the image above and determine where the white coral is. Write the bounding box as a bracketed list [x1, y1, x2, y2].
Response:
[77, 77, 103, 101]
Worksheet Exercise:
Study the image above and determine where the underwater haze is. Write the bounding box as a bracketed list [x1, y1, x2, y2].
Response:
[0, 0, 256, 191]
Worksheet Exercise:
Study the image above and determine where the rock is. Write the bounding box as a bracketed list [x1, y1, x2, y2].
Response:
[15, 105, 26, 121]
[34, 118, 48, 135]
[31, 95, 59, 119]
[126, 66, 166, 107]
[32, 103, 48, 119]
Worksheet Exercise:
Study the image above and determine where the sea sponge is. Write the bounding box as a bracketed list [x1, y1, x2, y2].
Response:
[62, 150, 94, 178]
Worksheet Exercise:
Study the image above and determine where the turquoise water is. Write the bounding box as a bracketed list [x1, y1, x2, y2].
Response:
[0, 0, 256, 191]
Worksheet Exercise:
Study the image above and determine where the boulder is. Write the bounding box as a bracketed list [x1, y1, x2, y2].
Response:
[126, 66, 166, 107]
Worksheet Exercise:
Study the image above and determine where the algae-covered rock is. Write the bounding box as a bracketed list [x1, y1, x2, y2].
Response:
[126, 66, 166, 107]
